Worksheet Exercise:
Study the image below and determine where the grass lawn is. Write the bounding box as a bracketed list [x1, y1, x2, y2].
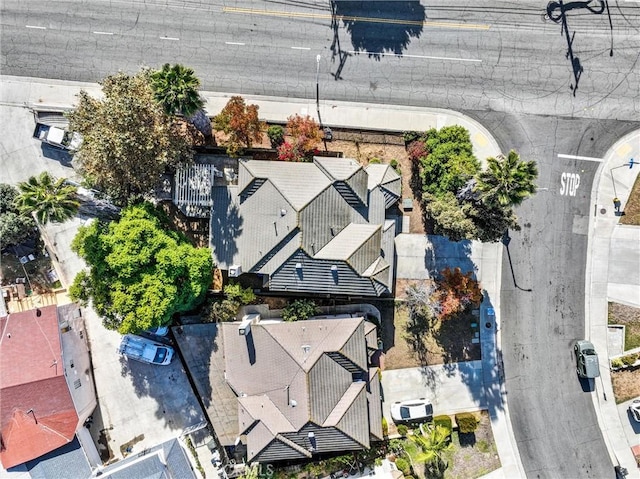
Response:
[608, 302, 640, 351]
[608, 302, 640, 403]
[611, 369, 640, 404]
[620, 173, 640, 225]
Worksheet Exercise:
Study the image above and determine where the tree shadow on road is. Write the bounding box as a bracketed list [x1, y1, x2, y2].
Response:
[329, 1, 425, 79]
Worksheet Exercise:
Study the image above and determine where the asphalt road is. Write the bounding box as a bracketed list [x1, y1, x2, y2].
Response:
[471, 110, 640, 478]
[1, 0, 639, 120]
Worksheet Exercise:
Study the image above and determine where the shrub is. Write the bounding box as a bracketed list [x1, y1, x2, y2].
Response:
[394, 458, 410, 475]
[369, 158, 381, 164]
[277, 139, 306, 162]
[403, 130, 422, 144]
[407, 140, 428, 163]
[621, 353, 638, 366]
[433, 415, 452, 434]
[455, 412, 479, 434]
[396, 424, 408, 436]
[223, 283, 256, 304]
[382, 416, 389, 436]
[390, 159, 401, 175]
[477, 439, 491, 453]
[282, 299, 318, 322]
[267, 125, 285, 148]
[610, 358, 624, 369]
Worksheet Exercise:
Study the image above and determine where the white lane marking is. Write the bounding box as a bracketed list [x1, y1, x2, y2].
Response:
[160, 36, 180, 41]
[225, 41, 245, 46]
[560, 172, 580, 196]
[347, 50, 482, 62]
[93, 31, 114, 35]
[25, 25, 46, 30]
[291, 46, 311, 51]
[558, 153, 603, 162]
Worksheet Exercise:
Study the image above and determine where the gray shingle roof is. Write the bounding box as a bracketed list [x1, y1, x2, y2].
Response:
[211, 158, 398, 296]
[24, 436, 91, 479]
[240, 160, 331, 210]
[314, 224, 380, 262]
[98, 438, 196, 479]
[219, 317, 381, 462]
[314, 157, 361, 181]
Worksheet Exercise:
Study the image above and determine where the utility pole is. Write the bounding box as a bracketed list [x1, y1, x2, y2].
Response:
[315, 54, 322, 129]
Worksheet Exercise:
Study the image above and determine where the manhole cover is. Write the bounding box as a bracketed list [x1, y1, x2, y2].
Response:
[600, 208, 607, 214]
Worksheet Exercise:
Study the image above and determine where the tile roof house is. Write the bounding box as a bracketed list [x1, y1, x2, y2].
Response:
[210, 158, 400, 296]
[175, 315, 384, 464]
[0, 305, 97, 470]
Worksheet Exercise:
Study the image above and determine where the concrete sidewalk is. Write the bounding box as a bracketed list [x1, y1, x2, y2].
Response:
[587, 129, 640, 477]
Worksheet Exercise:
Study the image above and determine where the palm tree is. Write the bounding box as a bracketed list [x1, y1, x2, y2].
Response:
[15, 172, 80, 224]
[410, 424, 454, 478]
[475, 150, 538, 207]
[150, 64, 211, 136]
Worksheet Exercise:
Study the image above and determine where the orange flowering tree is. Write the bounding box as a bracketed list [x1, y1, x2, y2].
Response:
[436, 267, 482, 319]
[213, 96, 265, 157]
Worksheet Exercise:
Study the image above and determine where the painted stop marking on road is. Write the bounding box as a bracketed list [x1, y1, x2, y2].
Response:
[560, 172, 580, 196]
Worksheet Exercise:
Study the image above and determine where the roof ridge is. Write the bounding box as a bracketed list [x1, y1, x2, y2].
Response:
[322, 381, 366, 427]
[275, 433, 312, 458]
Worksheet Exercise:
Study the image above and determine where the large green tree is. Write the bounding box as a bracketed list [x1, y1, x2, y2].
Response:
[15, 172, 79, 224]
[475, 150, 538, 207]
[69, 203, 212, 333]
[67, 70, 193, 205]
[150, 63, 211, 137]
[420, 126, 480, 197]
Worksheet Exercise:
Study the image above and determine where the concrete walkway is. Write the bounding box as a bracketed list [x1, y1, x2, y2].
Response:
[2, 74, 639, 476]
[587, 129, 640, 477]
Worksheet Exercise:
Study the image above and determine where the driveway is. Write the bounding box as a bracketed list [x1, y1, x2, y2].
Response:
[0, 101, 207, 461]
[42, 217, 207, 461]
[381, 361, 485, 422]
[618, 398, 640, 450]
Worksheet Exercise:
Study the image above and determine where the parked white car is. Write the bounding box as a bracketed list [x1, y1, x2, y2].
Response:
[118, 334, 174, 366]
[629, 399, 640, 423]
[391, 399, 433, 423]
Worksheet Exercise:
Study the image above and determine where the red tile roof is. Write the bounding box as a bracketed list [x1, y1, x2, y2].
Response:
[0, 305, 79, 469]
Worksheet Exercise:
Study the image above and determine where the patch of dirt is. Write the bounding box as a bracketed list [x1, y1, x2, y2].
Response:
[1, 238, 58, 294]
[120, 433, 145, 457]
[611, 368, 640, 404]
[620, 173, 640, 225]
[160, 202, 209, 248]
[609, 302, 640, 351]
[444, 411, 501, 479]
[383, 298, 480, 370]
[260, 296, 288, 311]
[383, 306, 422, 370]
